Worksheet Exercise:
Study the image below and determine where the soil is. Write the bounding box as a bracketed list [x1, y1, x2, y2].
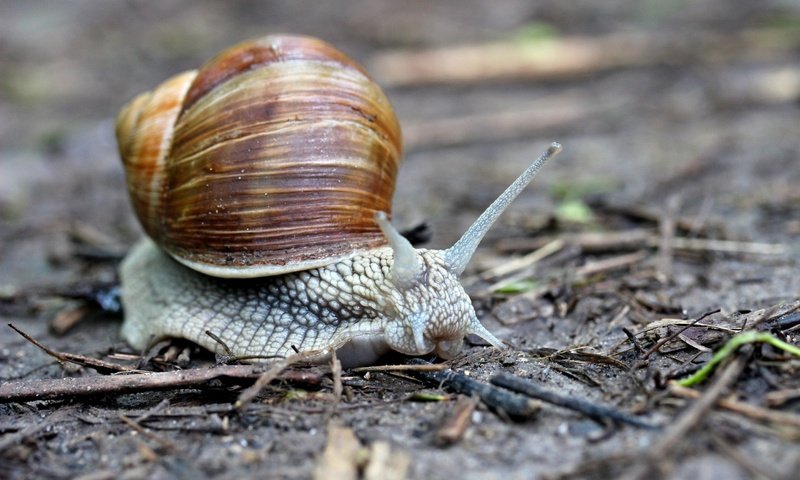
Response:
[1, 1, 799, 479]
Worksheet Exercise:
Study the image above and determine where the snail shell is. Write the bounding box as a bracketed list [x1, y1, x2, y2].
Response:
[116, 35, 402, 278]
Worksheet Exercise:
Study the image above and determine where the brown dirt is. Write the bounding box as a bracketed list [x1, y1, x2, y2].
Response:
[1, 1, 799, 479]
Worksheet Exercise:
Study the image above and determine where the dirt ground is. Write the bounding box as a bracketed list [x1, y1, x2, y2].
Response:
[1, 1, 799, 479]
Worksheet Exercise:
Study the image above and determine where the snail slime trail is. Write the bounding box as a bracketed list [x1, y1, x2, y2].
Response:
[117, 34, 561, 367]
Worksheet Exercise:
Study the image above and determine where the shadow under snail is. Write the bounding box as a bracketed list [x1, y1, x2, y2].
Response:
[115, 34, 561, 367]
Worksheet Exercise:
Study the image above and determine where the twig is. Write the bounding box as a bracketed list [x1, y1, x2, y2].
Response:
[331, 351, 343, 411]
[495, 230, 787, 257]
[481, 239, 565, 281]
[133, 398, 171, 424]
[496, 229, 652, 254]
[368, 33, 658, 86]
[491, 372, 659, 429]
[642, 309, 721, 359]
[435, 395, 478, 445]
[621, 351, 748, 480]
[235, 353, 314, 409]
[622, 328, 645, 354]
[205, 330, 233, 357]
[8, 323, 136, 374]
[119, 414, 177, 452]
[50, 304, 91, 336]
[369, 30, 798, 87]
[350, 363, 447, 373]
[408, 360, 540, 419]
[657, 196, 679, 281]
[670, 384, 800, 429]
[0, 364, 321, 403]
[667, 237, 787, 256]
[709, 433, 779, 479]
[764, 388, 800, 407]
[473, 239, 565, 294]
[575, 250, 649, 278]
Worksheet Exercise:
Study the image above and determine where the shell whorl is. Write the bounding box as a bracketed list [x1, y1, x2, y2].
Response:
[116, 35, 403, 278]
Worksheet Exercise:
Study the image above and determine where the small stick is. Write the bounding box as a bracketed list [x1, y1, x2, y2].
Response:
[621, 351, 748, 480]
[642, 309, 721, 359]
[435, 395, 478, 445]
[331, 351, 343, 410]
[205, 330, 233, 357]
[50, 304, 91, 336]
[657, 196, 679, 281]
[491, 372, 659, 430]
[235, 352, 315, 409]
[134, 398, 171, 424]
[0, 364, 321, 403]
[764, 388, 800, 407]
[119, 413, 177, 452]
[622, 328, 645, 354]
[670, 384, 800, 429]
[350, 363, 448, 373]
[368, 33, 661, 87]
[495, 231, 787, 257]
[668, 237, 788, 256]
[481, 238, 565, 280]
[709, 434, 778, 480]
[8, 323, 136, 374]
[575, 251, 649, 278]
[408, 360, 540, 419]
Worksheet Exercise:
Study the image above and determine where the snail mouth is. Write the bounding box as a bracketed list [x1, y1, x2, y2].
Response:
[433, 337, 463, 359]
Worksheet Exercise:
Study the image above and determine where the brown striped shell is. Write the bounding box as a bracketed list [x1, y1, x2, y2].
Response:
[116, 35, 403, 278]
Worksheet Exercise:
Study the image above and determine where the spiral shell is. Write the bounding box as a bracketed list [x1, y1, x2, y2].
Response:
[116, 35, 403, 278]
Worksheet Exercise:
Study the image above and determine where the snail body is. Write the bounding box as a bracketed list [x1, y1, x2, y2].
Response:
[117, 35, 560, 366]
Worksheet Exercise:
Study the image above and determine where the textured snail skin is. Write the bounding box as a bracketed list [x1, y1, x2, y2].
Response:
[121, 239, 484, 366]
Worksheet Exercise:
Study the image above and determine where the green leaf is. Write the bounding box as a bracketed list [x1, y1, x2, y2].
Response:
[555, 199, 594, 224]
[494, 279, 540, 294]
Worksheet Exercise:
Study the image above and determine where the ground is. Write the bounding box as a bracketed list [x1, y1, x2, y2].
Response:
[1, 1, 799, 479]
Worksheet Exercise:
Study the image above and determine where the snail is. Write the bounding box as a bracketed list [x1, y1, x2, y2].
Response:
[115, 34, 561, 367]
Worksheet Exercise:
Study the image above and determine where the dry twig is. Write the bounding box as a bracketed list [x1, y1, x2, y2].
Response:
[0, 364, 321, 403]
[621, 350, 749, 480]
[408, 360, 540, 419]
[435, 395, 479, 445]
[670, 384, 800, 430]
[8, 323, 136, 374]
[491, 373, 658, 429]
